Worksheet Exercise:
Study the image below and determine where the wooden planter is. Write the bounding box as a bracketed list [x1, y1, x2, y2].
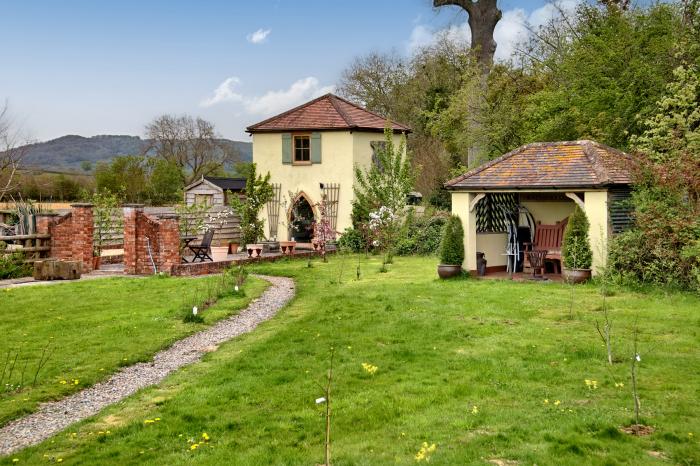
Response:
[437, 264, 462, 279]
[562, 267, 591, 284]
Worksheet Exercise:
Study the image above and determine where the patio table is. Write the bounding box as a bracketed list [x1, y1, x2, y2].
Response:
[180, 235, 198, 263]
[526, 249, 548, 280]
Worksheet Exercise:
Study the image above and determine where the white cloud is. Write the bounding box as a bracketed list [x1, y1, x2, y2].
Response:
[408, 1, 581, 61]
[200, 77, 243, 107]
[493, 9, 529, 62]
[200, 76, 335, 117]
[407, 22, 470, 54]
[246, 28, 271, 44]
[245, 77, 335, 115]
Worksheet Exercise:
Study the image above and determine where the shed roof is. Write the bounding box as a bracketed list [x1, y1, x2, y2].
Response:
[184, 176, 246, 192]
[445, 140, 632, 190]
[203, 176, 246, 191]
[246, 93, 411, 134]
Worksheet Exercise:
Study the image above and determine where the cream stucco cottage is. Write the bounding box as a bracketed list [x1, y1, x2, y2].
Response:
[247, 93, 410, 242]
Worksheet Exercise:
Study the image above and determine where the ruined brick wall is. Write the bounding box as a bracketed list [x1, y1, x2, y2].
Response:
[36, 204, 94, 273]
[123, 204, 180, 275]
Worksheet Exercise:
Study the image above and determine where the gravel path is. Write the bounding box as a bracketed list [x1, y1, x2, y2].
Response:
[0, 274, 295, 456]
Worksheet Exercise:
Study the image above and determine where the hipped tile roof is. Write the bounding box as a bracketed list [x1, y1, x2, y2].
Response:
[445, 140, 632, 190]
[246, 93, 411, 133]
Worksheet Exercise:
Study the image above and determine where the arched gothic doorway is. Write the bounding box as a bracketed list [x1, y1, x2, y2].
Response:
[288, 193, 315, 242]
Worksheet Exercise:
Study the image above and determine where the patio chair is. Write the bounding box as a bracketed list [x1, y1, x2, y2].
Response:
[188, 229, 214, 262]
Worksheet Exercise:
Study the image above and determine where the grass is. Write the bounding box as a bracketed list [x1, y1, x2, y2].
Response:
[3, 255, 699, 465]
[0, 274, 268, 426]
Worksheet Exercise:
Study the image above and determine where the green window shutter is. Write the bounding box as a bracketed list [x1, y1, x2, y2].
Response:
[310, 132, 322, 164]
[282, 133, 292, 164]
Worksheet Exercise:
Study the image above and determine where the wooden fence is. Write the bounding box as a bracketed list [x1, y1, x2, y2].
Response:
[0, 234, 51, 262]
[96, 206, 242, 248]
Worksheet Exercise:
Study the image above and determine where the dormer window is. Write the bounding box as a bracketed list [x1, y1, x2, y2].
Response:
[294, 135, 311, 163]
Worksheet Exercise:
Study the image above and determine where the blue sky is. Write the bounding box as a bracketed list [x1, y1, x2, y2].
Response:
[0, 0, 578, 142]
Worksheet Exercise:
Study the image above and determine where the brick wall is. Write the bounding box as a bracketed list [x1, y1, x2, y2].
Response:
[37, 204, 94, 273]
[123, 204, 181, 275]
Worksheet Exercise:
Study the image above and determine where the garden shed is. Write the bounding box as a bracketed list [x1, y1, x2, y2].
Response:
[184, 176, 246, 207]
[445, 140, 633, 276]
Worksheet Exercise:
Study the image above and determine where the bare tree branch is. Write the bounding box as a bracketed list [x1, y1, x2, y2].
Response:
[0, 102, 31, 203]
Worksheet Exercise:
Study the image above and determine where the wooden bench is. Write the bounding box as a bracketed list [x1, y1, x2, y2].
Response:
[523, 218, 568, 274]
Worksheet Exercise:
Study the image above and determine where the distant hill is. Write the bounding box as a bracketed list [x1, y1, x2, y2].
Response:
[19, 134, 252, 172]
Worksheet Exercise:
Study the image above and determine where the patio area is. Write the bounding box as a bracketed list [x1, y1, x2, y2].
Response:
[174, 246, 328, 276]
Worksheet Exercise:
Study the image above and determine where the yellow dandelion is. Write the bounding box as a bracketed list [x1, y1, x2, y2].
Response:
[73, 379, 79, 385]
[144, 419, 155, 424]
[154, 418, 161, 421]
[190, 443, 199, 450]
[361, 363, 378, 375]
[57, 460, 63, 463]
[201, 432, 210, 441]
[12, 459, 19, 463]
[554, 400, 561, 406]
[471, 405, 478, 414]
[59, 380, 67, 385]
[544, 399, 549, 404]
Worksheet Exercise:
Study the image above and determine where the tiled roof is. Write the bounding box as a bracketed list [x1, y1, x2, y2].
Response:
[246, 93, 411, 133]
[445, 140, 632, 190]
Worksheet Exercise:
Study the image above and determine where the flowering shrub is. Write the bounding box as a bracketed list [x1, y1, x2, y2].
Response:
[312, 196, 336, 245]
[369, 206, 400, 265]
[175, 202, 211, 236]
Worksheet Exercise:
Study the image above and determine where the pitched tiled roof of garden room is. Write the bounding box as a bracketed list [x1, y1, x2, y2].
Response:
[445, 140, 632, 190]
[246, 93, 411, 133]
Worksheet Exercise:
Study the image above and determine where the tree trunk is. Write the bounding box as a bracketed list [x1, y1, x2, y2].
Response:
[434, 0, 501, 166]
[433, 0, 501, 74]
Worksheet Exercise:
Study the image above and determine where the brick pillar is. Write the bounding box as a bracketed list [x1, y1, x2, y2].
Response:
[123, 204, 143, 275]
[70, 203, 94, 273]
[158, 214, 181, 274]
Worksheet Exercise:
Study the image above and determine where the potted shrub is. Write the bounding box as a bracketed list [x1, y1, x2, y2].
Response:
[561, 206, 593, 283]
[437, 215, 465, 279]
[208, 208, 233, 261]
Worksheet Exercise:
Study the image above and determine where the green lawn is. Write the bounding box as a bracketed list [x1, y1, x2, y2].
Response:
[3, 256, 700, 465]
[0, 274, 268, 425]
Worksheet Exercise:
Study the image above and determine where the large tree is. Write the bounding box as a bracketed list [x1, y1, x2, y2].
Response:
[145, 115, 239, 185]
[0, 103, 30, 202]
[433, 0, 502, 166]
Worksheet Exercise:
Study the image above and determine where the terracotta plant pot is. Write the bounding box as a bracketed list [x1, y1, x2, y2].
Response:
[227, 242, 239, 254]
[210, 246, 229, 261]
[437, 264, 462, 279]
[92, 256, 101, 270]
[562, 267, 591, 284]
